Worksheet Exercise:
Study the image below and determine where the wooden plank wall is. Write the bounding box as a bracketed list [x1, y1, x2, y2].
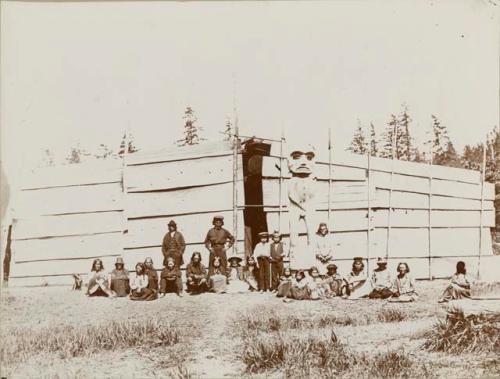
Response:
[9, 161, 126, 286]
[123, 141, 246, 269]
[262, 147, 496, 280]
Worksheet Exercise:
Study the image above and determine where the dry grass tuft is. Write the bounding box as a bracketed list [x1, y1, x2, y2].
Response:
[242, 330, 352, 374]
[377, 308, 409, 323]
[1, 317, 180, 363]
[422, 308, 500, 354]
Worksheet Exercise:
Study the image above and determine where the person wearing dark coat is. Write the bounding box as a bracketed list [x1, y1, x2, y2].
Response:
[144, 257, 159, 293]
[186, 252, 208, 294]
[161, 220, 186, 268]
[160, 257, 183, 297]
[204, 215, 235, 273]
[269, 231, 285, 291]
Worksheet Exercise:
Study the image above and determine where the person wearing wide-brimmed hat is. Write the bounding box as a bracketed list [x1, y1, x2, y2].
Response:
[161, 220, 186, 268]
[367, 257, 393, 299]
[204, 215, 235, 274]
[253, 232, 271, 292]
[227, 255, 248, 293]
[269, 230, 286, 291]
[109, 257, 130, 297]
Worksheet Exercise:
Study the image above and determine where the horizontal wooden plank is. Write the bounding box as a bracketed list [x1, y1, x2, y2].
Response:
[9, 255, 122, 278]
[372, 227, 494, 258]
[266, 210, 371, 233]
[262, 156, 366, 181]
[125, 181, 245, 218]
[126, 210, 244, 249]
[269, 145, 481, 184]
[125, 155, 242, 192]
[372, 172, 494, 200]
[376, 189, 495, 210]
[20, 160, 123, 190]
[15, 182, 124, 217]
[125, 141, 233, 166]
[8, 275, 76, 287]
[12, 212, 125, 240]
[12, 232, 124, 262]
[262, 179, 374, 209]
[373, 209, 495, 228]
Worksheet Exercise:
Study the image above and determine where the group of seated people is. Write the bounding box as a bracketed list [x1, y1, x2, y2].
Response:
[85, 244, 473, 303]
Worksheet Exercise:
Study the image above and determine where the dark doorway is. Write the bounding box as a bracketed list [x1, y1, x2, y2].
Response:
[241, 139, 271, 256]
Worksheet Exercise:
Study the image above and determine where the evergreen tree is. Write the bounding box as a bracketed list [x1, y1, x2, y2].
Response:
[222, 117, 234, 142]
[177, 106, 205, 146]
[65, 144, 89, 164]
[379, 114, 398, 159]
[118, 132, 138, 157]
[347, 120, 368, 154]
[369, 123, 378, 157]
[429, 115, 459, 167]
[397, 105, 412, 161]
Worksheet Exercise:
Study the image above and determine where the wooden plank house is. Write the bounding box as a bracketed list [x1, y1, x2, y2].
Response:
[5, 137, 498, 286]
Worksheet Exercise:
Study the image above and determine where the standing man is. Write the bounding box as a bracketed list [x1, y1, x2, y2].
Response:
[161, 220, 186, 268]
[269, 230, 286, 291]
[204, 215, 235, 272]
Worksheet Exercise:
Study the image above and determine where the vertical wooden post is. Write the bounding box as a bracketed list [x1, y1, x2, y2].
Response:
[386, 123, 397, 259]
[477, 139, 487, 280]
[366, 123, 372, 274]
[278, 129, 285, 233]
[427, 136, 433, 280]
[328, 128, 333, 229]
[232, 117, 239, 257]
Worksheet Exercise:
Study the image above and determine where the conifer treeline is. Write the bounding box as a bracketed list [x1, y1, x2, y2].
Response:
[347, 104, 499, 183]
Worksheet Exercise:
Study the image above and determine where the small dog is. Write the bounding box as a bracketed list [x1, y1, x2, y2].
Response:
[72, 274, 83, 290]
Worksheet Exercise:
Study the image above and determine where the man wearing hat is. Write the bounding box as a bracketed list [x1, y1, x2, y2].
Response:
[204, 215, 235, 273]
[323, 263, 344, 297]
[368, 257, 394, 299]
[109, 257, 130, 297]
[253, 231, 271, 292]
[161, 220, 186, 268]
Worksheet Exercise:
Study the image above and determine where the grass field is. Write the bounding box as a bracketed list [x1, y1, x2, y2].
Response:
[1, 280, 499, 379]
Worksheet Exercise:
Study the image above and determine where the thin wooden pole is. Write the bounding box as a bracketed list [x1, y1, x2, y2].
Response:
[477, 140, 487, 280]
[366, 123, 372, 274]
[427, 136, 433, 280]
[232, 117, 239, 257]
[386, 122, 397, 259]
[328, 128, 333, 229]
[278, 129, 285, 233]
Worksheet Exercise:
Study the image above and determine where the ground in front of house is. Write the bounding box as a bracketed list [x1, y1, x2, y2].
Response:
[0, 280, 499, 379]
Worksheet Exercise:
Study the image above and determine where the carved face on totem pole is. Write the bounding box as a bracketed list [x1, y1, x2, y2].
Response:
[287, 144, 316, 177]
[286, 143, 318, 270]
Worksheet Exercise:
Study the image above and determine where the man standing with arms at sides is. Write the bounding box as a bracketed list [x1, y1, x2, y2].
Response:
[161, 220, 186, 269]
[204, 215, 235, 273]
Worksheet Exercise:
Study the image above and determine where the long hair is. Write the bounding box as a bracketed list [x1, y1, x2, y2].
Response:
[397, 262, 410, 274]
[316, 223, 328, 234]
[91, 259, 104, 272]
[191, 252, 202, 264]
[456, 261, 466, 275]
[135, 262, 145, 275]
[143, 257, 154, 271]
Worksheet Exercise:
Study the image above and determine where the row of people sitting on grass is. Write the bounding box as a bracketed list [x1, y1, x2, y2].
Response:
[85, 249, 472, 303]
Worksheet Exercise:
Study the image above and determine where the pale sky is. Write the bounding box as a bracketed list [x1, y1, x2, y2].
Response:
[1, 0, 499, 189]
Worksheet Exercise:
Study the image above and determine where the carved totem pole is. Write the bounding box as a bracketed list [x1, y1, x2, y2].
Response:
[287, 144, 318, 269]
